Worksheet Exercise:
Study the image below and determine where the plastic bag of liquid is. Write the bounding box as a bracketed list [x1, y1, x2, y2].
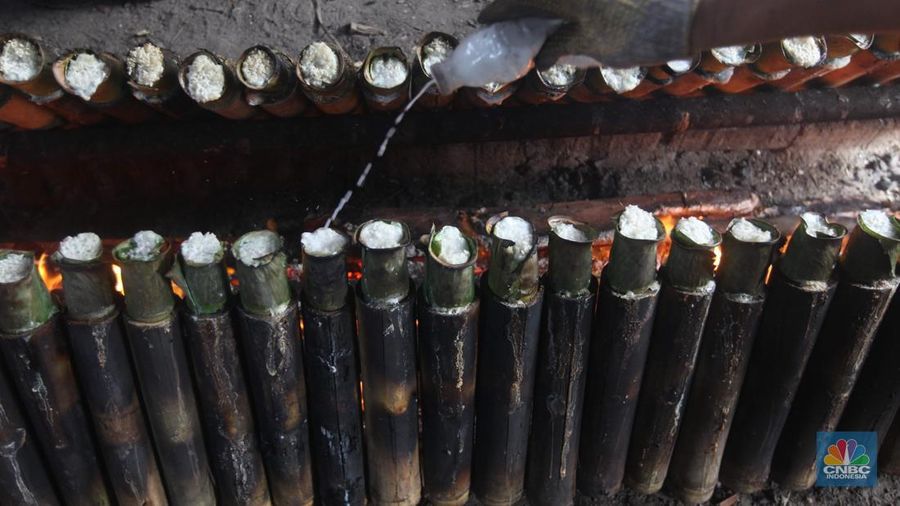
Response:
[431, 18, 563, 94]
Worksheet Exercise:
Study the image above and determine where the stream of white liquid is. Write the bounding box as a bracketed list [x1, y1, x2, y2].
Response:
[324, 80, 437, 228]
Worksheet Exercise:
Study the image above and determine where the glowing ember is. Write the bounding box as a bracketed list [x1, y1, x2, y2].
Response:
[37, 253, 62, 291]
[713, 245, 723, 271]
[112, 264, 124, 294]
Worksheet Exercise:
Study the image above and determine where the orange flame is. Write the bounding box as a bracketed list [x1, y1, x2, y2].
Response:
[713, 245, 723, 272]
[659, 215, 677, 234]
[112, 265, 125, 295]
[37, 253, 63, 291]
[171, 282, 185, 299]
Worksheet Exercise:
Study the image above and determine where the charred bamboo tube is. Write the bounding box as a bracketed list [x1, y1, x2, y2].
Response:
[663, 44, 761, 97]
[411, 32, 457, 109]
[772, 34, 873, 92]
[233, 230, 314, 506]
[773, 212, 900, 491]
[621, 57, 698, 99]
[237, 45, 308, 117]
[624, 217, 722, 495]
[360, 47, 411, 112]
[178, 50, 260, 119]
[577, 206, 664, 497]
[56, 234, 167, 505]
[0, 33, 107, 125]
[472, 215, 543, 506]
[880, 410, 900, 475]
[114, 232, 216, 506]
[418, 225, 479, 506]
[169, 233, 271, 505]
[716, 37, 827, 94]
[52, 50, 161, 123]
[525, 217, 596, 505]
[299, 228, 367, 505]
[296, 41, 360, 115]
[720, 214, 847, 493]
[0, 85, 61, 129]
[0, 249, 111, 505]
[126, 42, 203, 119]
[666, 219, 781, 503]
[354, 219, 422, 505]
[817, 34, 900, 88]
[0, 364, 61, 506]
[516, 64, 585, 104]
[839, 289, 900, 441]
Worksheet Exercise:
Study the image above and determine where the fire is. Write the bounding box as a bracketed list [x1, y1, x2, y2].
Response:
[112, 264, 124, 295]
[37, 253, 63, 291]
[171, 282, 185, 299]
[713, 245, 722, 271]
[659, 215, 677, 234]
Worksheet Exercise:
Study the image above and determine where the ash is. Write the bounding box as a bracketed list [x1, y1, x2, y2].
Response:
[185, 54, 225, 103]
[126, 42, 164, 87]
[0, 38, 40, 82]
[65, 52, 108, 100]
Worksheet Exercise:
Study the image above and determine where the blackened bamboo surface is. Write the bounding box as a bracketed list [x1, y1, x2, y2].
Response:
[578, 280, 659, 497]
[355, 287, 422, 506]
[183, 310, 270, 506]
[721, 273, 837, 493]
[773, 279, 898, 490]
[472, 280, 543, 506]
[839, 290, 900, 442]
[625, 282, 715, 495]
[0, 315, 111, 506]
[237, 304, 315, 506]
[526, 290, 593, 506]
[66, 311, 167, 505]
[666, 291, 766, 504]
[418, 299, 479, 506]
[124, 313, 215, 506]
[0, 363, 61, 506]
[300, 303, 366, 506]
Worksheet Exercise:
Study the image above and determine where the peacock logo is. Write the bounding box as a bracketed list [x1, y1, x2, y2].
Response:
[824, 439, 870, 466]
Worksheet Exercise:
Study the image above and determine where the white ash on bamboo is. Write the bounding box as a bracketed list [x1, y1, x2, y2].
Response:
[625, 217, 721, 495]
[526, 217, 596, 505]
[296, 41, 360, 114]
[113, 231, 216, 506]
[667, 218, 781, 503]
[237, 45, 309, 117]
[55, 232, 169, 505]
[0, 249, 112, 506]
[578, 205, 663, 496]
[354, 219, 422, 506]
[772, 210, 900, 491]
[169, 232, 271, 505]
[232, 230, 315, 506]
[299, 227, 367, 505]
[473, 215, 543, 506]
[418, 225, 479, 506]
[179, 50, 258, 119]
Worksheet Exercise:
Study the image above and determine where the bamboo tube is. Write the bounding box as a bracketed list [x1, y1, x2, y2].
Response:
[621, 57, 698, 99]
[354, 219, 421, 506]
[237, 45, 308, 117]
[126, 42, 204, 119]
[838, 289, 900, 442]
[232, 230, 314, 506]
[296, 41, 360, 115]
[772, 34, 873, 92]
[411, 32, 457, 109]
[516, 64, 585, 104]
[568, 66, 646, 103]
[0, 85, 60, 129]
[472, 215, 543, 506]
[360, 47, 411, 112]
[773, 212, 900, 491]
[525, 217, 596, 506]
[720, 214, 846, 494]
[114, 233, 215, 506]
[0, 364, 61, 506]
[299, 228, 366, 506]
[463, 80, 519, 108]
[56, 234, 167, 505]
[578, 207, 664, 497]
[663, 44, 761, 97]
[0, 34, 107, 125]
[716, 37, 827, 94]
[178, 50, 260, 120]
[418, 225, 479, 506]
[624, 217, 722, 495]
[169, 233, 271, 505]
[667, 218, 781, 504]
[52, 50, 161, 123]
[0, 249, 111, 505]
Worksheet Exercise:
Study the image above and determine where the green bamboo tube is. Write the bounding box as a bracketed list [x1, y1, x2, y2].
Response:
[485, 215, 540, 304]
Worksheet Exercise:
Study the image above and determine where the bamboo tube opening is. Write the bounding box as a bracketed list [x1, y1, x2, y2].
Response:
[547, 216, 596, 296]
[425, 224, 477, 308]
[716, 218, 781, 296]
[604, 205, 664, 295]
[357, 219, 411, 303]
[0, 33, 60, 99]
[665, 217, 722, 291]
[301, 227, 350, 312]
[0, 249, 57, 334]
[52, 50, 126, 104]
[486, 214, 539, 304]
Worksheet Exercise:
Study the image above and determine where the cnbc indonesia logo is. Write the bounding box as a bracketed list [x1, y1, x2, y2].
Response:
[817, 432, 877, 487]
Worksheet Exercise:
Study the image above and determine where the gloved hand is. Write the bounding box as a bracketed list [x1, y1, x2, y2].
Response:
[478, 0, 697, 68]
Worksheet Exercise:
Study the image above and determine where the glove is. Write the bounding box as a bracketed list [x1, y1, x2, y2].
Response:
[478, 0, 697, 69]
